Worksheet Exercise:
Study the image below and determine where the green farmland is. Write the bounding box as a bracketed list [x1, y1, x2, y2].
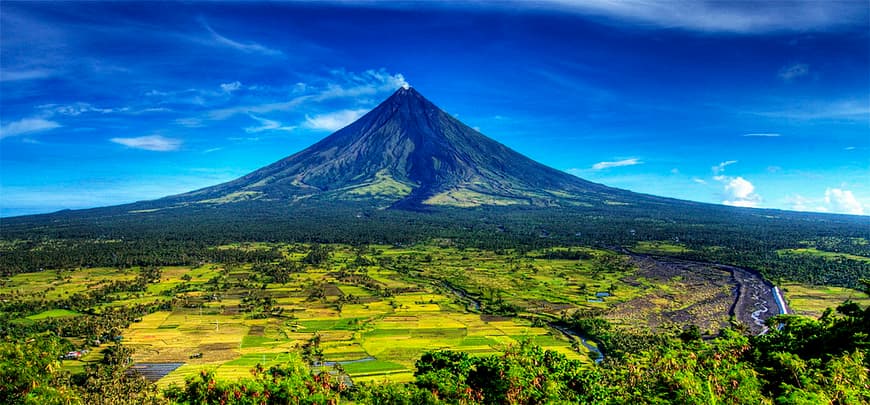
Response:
[5, 244, 628, 386]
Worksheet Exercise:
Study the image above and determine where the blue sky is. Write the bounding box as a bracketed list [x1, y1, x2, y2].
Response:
[1, 1, 868, 217]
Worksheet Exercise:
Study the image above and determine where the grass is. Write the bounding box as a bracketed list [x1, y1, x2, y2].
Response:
[342, 170, 413, 198]
[778, 248, 870, 263]
[633, 241, 691, 254]
[0, 267, 137, 301]
[26, 308, 81, 320]
[339, 360, 406, 375]
[781, 283, 870, 317]
[423, 188, 524, 207]
[296, 318, 365, 331]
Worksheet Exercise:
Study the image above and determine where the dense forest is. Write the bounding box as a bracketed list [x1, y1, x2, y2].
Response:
[2, 201, 868, 288]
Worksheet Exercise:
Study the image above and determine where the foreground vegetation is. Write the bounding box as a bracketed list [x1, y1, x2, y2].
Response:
[3, 293, 868, 404]
[1, 237, 868, 403]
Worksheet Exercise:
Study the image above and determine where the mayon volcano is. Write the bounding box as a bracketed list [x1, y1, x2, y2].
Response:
[161, 87, 671, 210]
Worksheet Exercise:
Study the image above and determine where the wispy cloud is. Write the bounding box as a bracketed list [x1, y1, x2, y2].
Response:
[244, 114, 296, 133]
[205, 69, 406, 121]
[548, 1, 865, 33]
[208, 98, 311, 120]
[533, 69, 613, 100]
[316, 69, 408, 100]
[40, 102, 123, 116]
[110, 135, 181, 151]
[592, 158, 642, 170]
[303, 109, 368, 132]
[175, 117, 205, 128]
[350, 0, 868, 33]
[712, 160, 737, 175]
[0, 117, 61, 139]
[751, 99, 870, 122]
[220, 81, 242, 93]
[0, 68, 56, 82]
[778, 63, 809, 81]
[200, 20, 283, 56]
[742, 133, 781, 137]
[692, 177, 707, 184]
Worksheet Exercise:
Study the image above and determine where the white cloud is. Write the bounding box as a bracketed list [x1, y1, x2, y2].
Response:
[245, 114, 296, 133]
[787, 194, 828, 213]
[778, 63, 809, 81]
[825, 188, 864, 215]
[175, 117, 205, 128]
[201, 21, 282, 56]
[788, 189, 866, 215]
[752, 99, 870, 121]
[41, 102, 120, 116]
[145, 89, 169, 97]
[725, 177, 755, 199]
[715, 174, 761, 208]
[316, 69, 408, 100]
[712, 160, 737, 175]
[743, 133, 781, 137]
[110, 135, 181, 151]
[220, 81, 242, 93]
[692, 177, 707, 184]
[303, 109, 368, 132]
[0, 68, 55, 82]
[0, 117, 61, 139]
[592, 158, 642, 170]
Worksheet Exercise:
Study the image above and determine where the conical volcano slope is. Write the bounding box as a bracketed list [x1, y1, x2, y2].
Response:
[165, 87, 658, 209]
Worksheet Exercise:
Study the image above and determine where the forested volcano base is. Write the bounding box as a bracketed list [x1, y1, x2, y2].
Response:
[1, 241, 869, 404]
[3, 201, 870, 288]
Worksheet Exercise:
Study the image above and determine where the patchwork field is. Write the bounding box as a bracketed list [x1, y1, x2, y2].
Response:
[2, 242, 841, 387]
